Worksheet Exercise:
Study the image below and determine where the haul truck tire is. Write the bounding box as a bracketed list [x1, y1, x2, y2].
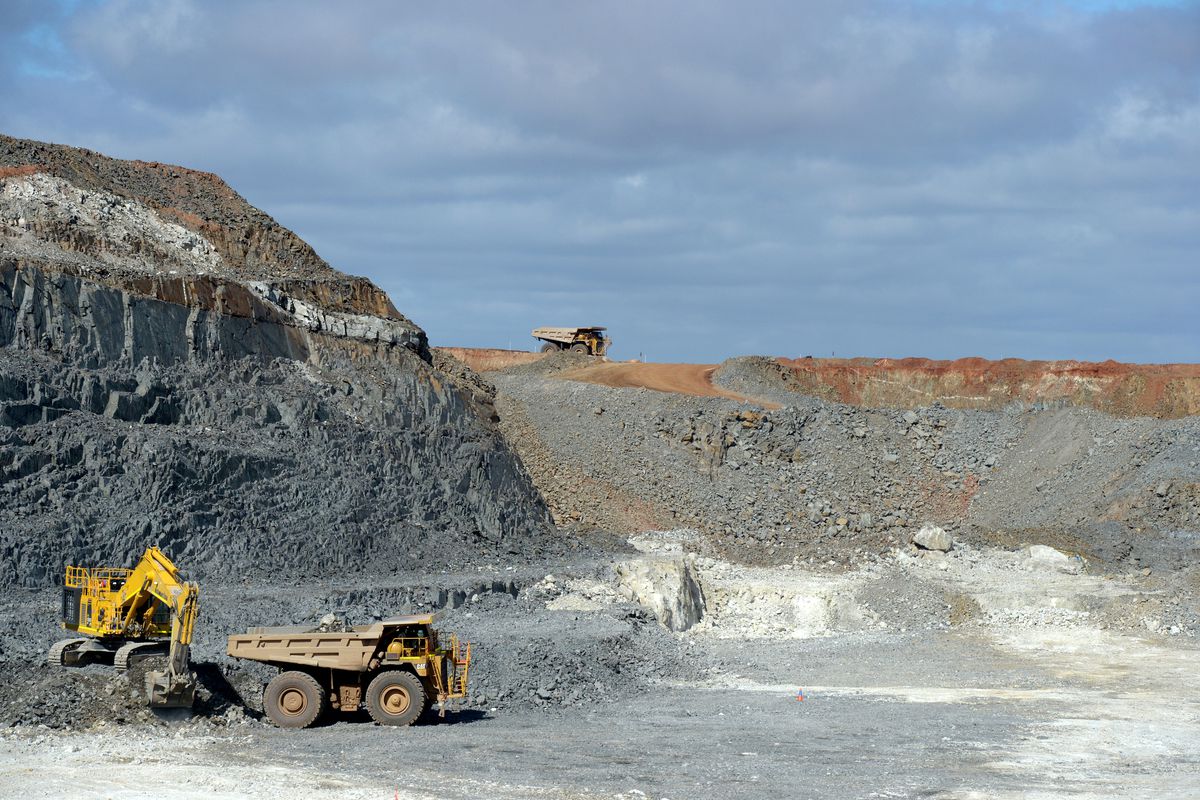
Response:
[570, 343, 589, 354]
[264, 671, 326, 729]
[540, 343, 559, 353]
[366, 670, 425, 726]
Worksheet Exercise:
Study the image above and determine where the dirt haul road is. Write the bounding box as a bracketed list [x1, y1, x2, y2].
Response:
[557, 361, 781, 409]
[435, 347, 546, 373]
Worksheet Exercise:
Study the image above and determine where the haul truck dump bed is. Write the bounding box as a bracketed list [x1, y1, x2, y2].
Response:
[228, 614, 470, 728]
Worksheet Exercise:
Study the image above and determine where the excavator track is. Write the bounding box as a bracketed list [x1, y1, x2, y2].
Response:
[47, 638, 88, 667]
[114, 641, 168, 672]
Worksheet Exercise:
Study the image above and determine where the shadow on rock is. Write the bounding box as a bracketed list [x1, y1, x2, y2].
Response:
[192, 662, 263, 723]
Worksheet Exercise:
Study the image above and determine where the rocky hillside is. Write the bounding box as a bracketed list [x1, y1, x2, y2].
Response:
[0, 134, 555, 586]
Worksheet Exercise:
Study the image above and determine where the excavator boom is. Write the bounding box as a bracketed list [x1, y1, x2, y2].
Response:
[148, 582, 198, 707]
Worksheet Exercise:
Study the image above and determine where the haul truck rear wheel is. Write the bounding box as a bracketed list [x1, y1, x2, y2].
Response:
[366, 670, 425, 726]
[265, 671, 326, 728]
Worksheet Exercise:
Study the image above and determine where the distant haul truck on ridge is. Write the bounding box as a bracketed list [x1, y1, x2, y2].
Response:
[532, 326, 609, 357]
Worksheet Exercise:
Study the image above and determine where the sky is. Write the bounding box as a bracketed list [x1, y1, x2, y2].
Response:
[1, 0, 1197, 363]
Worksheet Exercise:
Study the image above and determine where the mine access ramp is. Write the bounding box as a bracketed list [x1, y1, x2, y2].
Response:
[227, 614, 471, 728]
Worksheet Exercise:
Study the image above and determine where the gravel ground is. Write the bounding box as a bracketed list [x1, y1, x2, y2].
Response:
[4, 616, 1198, 799]
[2, 536, 1198, 798]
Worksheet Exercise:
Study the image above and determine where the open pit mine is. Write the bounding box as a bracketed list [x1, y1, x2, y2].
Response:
[1, 134, 1198, 799]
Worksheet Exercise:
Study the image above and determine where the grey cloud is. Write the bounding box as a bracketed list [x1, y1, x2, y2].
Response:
[57, 2, 1198, 159]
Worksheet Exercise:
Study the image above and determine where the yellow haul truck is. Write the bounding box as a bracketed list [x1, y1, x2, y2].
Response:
[531, 326, 609, 356]
[227, 614, 471, 728]
[50, 545, 199, 707]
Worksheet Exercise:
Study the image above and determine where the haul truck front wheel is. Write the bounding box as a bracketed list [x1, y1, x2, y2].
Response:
[265, 671, 326, 728]
[366, 670, 425, 726]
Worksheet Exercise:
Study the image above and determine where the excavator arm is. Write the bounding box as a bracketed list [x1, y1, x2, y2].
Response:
[152, 582, 198, 707]
[112, 546, 200, 707]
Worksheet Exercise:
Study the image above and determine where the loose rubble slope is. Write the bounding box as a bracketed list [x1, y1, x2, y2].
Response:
[488, 355, 1200, 573]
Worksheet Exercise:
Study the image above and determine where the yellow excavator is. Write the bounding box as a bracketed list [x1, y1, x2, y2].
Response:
[49, 546, 199, 708]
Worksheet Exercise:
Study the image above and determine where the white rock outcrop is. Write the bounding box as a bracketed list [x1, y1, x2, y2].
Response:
[913, 524, 952, 552]
[615, 556, 706, 632]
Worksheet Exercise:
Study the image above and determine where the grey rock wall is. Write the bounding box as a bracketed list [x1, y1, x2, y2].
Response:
[0, 133, 562, 588]
[0, 258, 554, 588]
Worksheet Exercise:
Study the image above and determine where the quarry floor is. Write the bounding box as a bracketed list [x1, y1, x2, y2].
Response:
[2, 545, 1197, 800]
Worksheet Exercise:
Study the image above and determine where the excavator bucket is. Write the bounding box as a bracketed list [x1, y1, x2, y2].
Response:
[146, 670, 196, 708]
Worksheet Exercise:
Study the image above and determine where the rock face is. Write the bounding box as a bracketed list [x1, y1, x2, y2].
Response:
[0, 133, 554, 586]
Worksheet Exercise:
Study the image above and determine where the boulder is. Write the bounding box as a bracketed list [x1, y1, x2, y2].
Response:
[1023, 544, 1082, 573]
[1026, 544, 1069, 563]
[912, 524, 952, 552]
[615, 556, 706, 632]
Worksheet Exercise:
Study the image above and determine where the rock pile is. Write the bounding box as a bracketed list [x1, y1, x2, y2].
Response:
[446, 582, 703, 712]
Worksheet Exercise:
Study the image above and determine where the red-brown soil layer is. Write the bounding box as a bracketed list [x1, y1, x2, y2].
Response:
[777, 357, 1200, 418]
[436, 347, 547, 372]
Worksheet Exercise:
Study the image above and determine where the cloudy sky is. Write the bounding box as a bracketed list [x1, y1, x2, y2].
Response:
[2, 1, 1197, 362]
